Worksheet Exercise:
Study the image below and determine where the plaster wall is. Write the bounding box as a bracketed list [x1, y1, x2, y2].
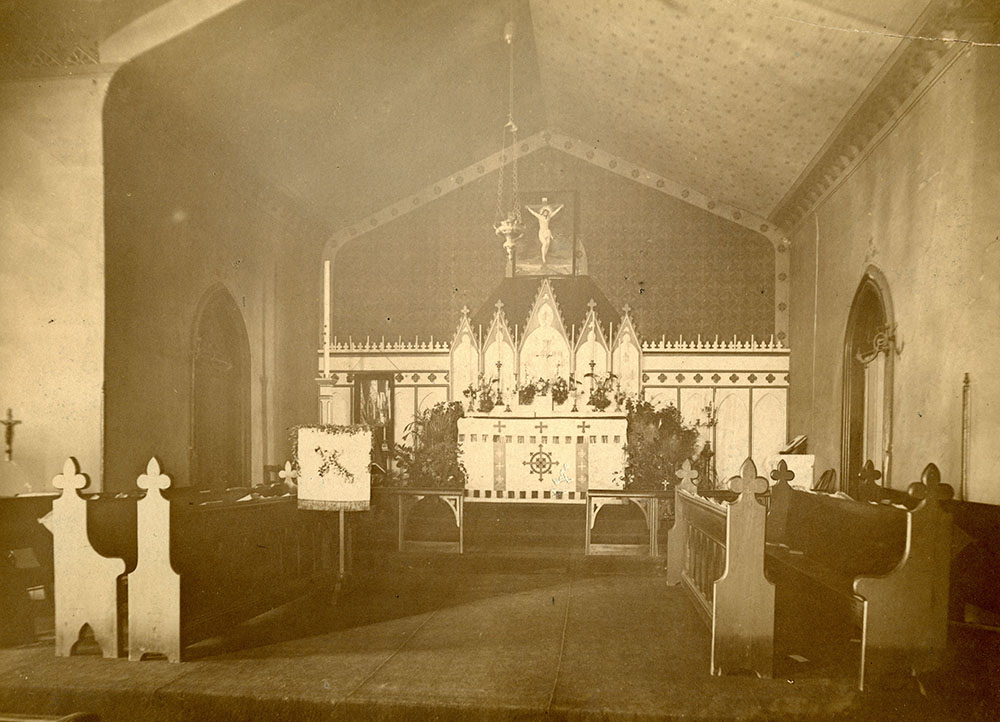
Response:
[0, 73, 110, 493]
[101, 77, 320, 491]
[788, 48, 1000, 504]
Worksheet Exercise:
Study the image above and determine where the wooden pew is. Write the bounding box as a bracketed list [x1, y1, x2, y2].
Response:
[128, 458, 336, 662]
[51, 459, 133, 659]
[0, 493, 56, 646]
[765, 461, 952, 690]
[666, 458, 774, 677]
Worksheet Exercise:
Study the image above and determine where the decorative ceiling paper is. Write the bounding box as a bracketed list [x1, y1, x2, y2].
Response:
[528, 0, 930, 216]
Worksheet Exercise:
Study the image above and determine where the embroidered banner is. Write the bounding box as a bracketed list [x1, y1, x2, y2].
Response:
[296, 425, 372, 511]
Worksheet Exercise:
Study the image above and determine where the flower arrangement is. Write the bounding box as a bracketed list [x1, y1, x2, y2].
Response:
[393, 401, 467, 489]
[551, 375, 574, 405]
[585, 372, 617, 411]
[463, 374, 502, 413]
[516, 376, 577, 407]
[621, 399, 700, 491]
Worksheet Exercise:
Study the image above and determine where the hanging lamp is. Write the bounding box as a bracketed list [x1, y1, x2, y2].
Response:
[493, 20, 524, 264]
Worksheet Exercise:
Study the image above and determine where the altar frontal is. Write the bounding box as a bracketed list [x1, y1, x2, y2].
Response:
[459, 414, 626, 502]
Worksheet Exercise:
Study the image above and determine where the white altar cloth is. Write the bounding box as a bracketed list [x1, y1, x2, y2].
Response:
[458, 413, 627, 503]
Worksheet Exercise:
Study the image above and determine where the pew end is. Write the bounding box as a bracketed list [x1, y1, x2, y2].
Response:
[51, 459, 129, 660]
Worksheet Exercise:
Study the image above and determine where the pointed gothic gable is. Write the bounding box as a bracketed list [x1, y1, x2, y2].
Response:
[451, 306, 479, 401]
[612, 306, 641, 395]
[574, 299, 610, 380]
[519, 279, 572, 381]
[482, 301, 516, 397]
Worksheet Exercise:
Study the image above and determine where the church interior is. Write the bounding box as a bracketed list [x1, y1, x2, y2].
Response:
[2, 0, 1000, 720]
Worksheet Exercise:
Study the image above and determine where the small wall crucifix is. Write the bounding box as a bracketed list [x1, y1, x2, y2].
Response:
[2, 408, 21, 462]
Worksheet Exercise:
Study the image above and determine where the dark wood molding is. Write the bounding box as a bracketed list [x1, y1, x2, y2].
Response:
[772, 0, 1000, 232]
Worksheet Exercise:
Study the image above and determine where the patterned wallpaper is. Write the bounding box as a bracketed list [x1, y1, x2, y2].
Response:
[331, 147, 774, 341]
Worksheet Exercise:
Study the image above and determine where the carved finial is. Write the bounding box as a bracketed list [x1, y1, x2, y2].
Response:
[278, 461, 298, 482]
[587, 299, 597, 312]
[460, 305, 470, 319]
[674, 459, 699, 492]
[621, 303, 632, 316]
[52, 457, 87, 491]
[858, 460, 882, 486]
[728, 458, 768, 495]
[770, 459, 795, 486]
[495, 299, 505, 313]
[136, 457, 171, 492]
[907, 463, 954, 503]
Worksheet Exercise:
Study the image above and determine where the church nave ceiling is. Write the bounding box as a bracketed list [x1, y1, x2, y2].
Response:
[18, 0, 993, 236]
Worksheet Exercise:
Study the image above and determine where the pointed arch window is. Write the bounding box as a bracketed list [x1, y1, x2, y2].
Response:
[841, 268, 896, 496]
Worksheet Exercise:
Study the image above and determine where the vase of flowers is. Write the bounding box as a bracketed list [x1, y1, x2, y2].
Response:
[551, 376, 572, 406]
[463, 374, 501, 413]
[585, 372, 617, 411]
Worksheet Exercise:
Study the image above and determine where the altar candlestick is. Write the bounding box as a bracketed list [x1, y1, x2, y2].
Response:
[323, 260, 331, 378]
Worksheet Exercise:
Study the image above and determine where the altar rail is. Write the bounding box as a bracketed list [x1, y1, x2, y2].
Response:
[666, 459, 774, 678]
[585, 489, 665, 556]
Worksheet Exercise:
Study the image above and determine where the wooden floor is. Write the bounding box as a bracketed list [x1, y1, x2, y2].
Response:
[0, 553, 994, 721]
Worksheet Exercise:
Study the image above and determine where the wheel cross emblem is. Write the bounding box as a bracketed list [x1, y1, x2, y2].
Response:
[523, 444, 558, 483]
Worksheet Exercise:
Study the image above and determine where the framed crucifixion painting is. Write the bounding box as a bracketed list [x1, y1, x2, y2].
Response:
[515, 190, 577, 276]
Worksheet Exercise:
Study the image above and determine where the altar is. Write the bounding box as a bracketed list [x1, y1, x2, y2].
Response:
[458, 413, 626, 503]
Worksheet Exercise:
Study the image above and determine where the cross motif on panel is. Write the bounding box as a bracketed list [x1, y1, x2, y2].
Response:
[523, 445, 559, 483]
[535, 421, 548, 434]
[493, 420, 506, 435]
[577, 421, 591, 434]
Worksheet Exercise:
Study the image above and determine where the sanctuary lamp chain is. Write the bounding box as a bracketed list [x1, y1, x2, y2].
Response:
[493, 20, 524, 262]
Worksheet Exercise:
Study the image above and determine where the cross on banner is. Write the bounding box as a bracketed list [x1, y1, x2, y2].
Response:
[493, 420, 507, 434]
[577, 421, 591, 434]
[535, 421, 548, 434]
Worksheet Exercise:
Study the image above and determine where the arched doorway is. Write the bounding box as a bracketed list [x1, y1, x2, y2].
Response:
[191, 287, 250, 489]
[841, 268, 895, 496]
